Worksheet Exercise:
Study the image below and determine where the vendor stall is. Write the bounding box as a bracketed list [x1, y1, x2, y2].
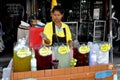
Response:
[2, 0, 117, 80]
[9, 24, 116, 80]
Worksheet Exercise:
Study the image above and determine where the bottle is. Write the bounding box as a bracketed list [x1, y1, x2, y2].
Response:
[31, 48, 37, 71]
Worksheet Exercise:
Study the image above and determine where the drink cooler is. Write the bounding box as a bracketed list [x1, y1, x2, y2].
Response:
[29, 27, 52, 70]
[13, 51, 32, 72]
[52, 46, 71, 68]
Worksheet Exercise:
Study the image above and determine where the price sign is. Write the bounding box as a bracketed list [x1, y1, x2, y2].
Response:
[58, 46, 70, 55]
[17, 49, 31, 58]
[39, 47, 52, 56]
[78, 45, 90, 54]
[100, 43, 111, 52]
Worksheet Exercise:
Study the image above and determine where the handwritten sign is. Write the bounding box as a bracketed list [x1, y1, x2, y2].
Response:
[58, 46, 70, 55]
[17, 49, 31, 58]
[100, 43, 111, 52]
[79, 45, 90, 54]
[39, 47, 52, 56]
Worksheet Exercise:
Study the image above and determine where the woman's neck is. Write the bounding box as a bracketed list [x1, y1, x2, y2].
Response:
[54, 22, 62, 28]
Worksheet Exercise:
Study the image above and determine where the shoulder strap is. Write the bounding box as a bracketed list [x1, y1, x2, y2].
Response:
[52, 22, 55, 34]
[63, 28, 66, 36]
[53, 22, 66, 36]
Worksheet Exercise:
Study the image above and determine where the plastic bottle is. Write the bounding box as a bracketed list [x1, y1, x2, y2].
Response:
[31, 48, 37, 71]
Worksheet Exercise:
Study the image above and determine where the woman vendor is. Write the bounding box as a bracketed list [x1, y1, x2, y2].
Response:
[41, 5, 73, 68]
[41, 5, 73, 47]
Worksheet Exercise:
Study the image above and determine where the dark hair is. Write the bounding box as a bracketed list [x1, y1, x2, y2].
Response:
[52, 5, 64, 14]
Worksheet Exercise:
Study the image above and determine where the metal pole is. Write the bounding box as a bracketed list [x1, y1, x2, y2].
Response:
[34, 0, 36, 19]
[109, 0, 113, 63]
[80, 0, 81, 22]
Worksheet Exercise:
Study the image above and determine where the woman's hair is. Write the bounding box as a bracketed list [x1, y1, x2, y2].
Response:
[52, 5, 64, 14]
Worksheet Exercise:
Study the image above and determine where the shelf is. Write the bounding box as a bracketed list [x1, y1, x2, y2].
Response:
[93, 20, 106, 42]
[94, 26, 104, 27]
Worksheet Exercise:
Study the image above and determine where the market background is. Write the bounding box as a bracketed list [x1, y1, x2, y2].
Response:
[0, 0, 120, 79]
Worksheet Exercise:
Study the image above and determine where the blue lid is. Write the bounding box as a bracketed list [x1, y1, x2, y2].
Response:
[95, 70, 113, 79]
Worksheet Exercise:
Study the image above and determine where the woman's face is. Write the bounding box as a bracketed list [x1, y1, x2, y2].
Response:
[52, 10, 64, 23]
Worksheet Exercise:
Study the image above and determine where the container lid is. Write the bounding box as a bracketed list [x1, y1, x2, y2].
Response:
[95, 70, 113, 79]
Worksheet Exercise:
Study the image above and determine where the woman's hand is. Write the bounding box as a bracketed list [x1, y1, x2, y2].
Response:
[40, 32, 47, 40]
[40, 32, 50, 44]
[68, 40, 73, 49]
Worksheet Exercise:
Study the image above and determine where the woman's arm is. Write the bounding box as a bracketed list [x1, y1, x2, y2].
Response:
[68, 40, 73, 48]
[40, 32, 50, 44]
